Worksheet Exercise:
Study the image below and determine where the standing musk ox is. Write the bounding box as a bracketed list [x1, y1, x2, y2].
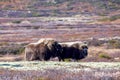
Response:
[58, 41, 88, 61]
[24, 38, 62, 61]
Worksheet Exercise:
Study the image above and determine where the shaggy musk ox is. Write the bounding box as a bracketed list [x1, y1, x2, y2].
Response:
[24, 38, 62, 61]
[58, 41, 88, 61]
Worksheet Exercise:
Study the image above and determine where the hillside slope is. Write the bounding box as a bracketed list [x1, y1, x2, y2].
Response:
[0, 0, 120, 17]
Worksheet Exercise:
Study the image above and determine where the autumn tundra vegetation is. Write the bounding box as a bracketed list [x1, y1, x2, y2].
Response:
[0, 0, 120, 80]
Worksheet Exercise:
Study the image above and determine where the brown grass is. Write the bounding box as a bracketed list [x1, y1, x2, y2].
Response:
[82, 46, 120, 62]
[0, 55, 23, 61]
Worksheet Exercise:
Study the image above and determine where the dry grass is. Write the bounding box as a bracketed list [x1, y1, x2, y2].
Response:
[0, 62, 120, 80]
[0, 55, 23, 61]
[0, 17, 120, 43]
[82, 46, 120, 62]
[0, 17, 120, 62]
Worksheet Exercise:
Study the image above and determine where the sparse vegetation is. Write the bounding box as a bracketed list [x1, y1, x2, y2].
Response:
[99, 53, 111, 59]
[88, 38, 120, 49]
[107, 39, 120, 49]
[32, 26, 40, 29]
[12, 20, 21, 24]
[31, 12, 41, 17]
[0, 0, 120, 80]
[0, 43, 25, 55]
[0, 42, 9, 46]
[99, 14, 120, 22]
[0, 62, 120, 80]
[88, 38, 104, 46]
[109, 14, 120, 21]
[0, 0, 120, 17]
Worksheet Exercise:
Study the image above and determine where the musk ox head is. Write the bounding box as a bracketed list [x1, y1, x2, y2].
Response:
[81, 45, 88, 57]
[71, 42, 88, 58]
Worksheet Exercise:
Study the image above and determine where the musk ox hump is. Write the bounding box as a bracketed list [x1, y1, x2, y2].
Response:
[37, 38, 55, 44]
[37, 38, 57, 49]
[60, 41, 83, 47]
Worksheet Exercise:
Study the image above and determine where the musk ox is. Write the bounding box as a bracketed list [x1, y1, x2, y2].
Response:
[24, 38, 62, 61]
[58, 41, 88, 61]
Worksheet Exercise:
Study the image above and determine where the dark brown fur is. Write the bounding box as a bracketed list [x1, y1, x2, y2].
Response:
[58, 43, 88, 61]
[24, 39, 62, 61]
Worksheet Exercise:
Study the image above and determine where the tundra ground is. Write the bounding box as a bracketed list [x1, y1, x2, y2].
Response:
[0, 61, 120, 80]
[0, 17, 120, 80]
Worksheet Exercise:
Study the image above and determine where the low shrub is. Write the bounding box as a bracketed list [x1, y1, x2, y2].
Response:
[0, 43, 25, 55]
[88, 38, 120, 49]
[0, 42, 8, 46]
[0, 47, 24, 55]
[99, 53, 111, 59]
[32, 12, 41, 17]
[35, 77, 50, 80]
[64, 58, 71, 62]
[98, 17, 110, 22]
[99, 14, 120, 22]
[32, 26, 40, 29]
[107, 39, 120, 49]
[12, 20, 21, 24]
[88, 38, 105, 46]
[109, 14, 120, 21]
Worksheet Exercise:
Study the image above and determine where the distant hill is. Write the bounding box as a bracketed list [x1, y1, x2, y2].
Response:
[0, 0, 120, 17]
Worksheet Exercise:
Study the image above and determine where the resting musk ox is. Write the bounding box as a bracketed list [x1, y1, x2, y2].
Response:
[24, 38, 62, 61]
[58, 41, 88, 61]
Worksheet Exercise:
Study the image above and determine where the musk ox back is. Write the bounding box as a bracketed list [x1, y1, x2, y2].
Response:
[59, 41, 88, 61]
[24, 38, 62, 61]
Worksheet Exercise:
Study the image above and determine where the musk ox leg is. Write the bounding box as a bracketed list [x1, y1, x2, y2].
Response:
[24, 52, 33, 61]
[57, 56, 64, 61]
[73, 59, 79, 62]
[62, 59, 65, 61]
[60, 58, 65, 61]
[44, 52, 51, 61]
[36, 54, 42, 61]
[38, 53, 48, 61]
[25, 52, 36, 61]
[58, 58, 62, 61]
[30, 55, 35, 61]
